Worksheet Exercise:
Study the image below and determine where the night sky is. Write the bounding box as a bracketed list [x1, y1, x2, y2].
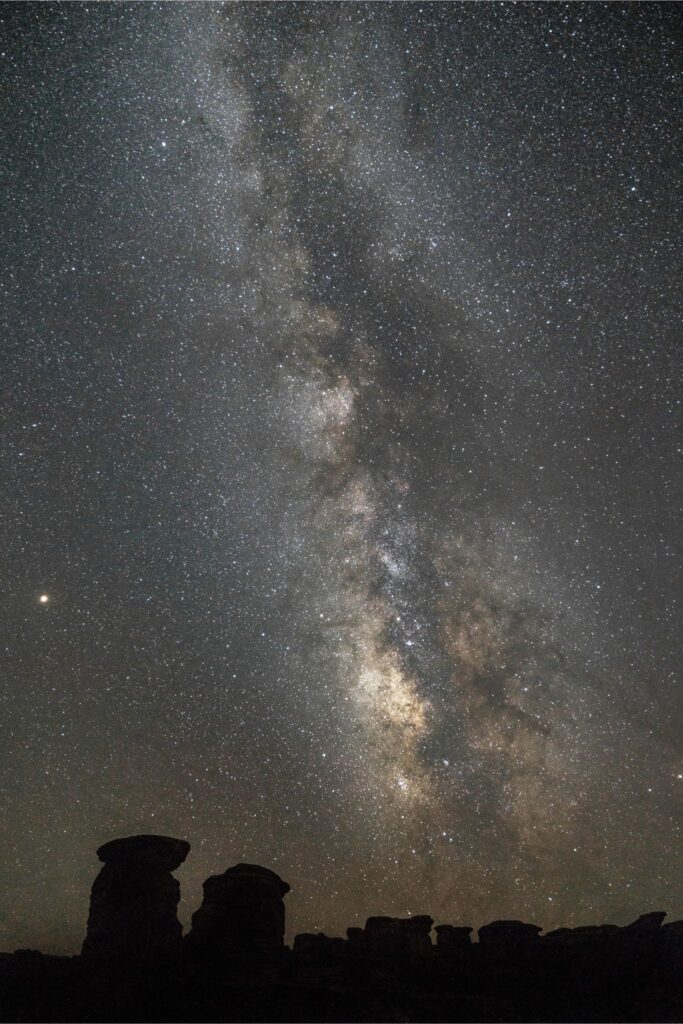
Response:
[2, 2, 681, 955]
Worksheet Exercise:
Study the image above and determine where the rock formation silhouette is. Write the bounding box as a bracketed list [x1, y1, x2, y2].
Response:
[435, 923, 473, 950]
[81, 834, 190, 960]
[185, 863, 290, 960]
[2, 833, 682, 1023]
[477, 919, 542, 946]
[361, 914, 434, 958]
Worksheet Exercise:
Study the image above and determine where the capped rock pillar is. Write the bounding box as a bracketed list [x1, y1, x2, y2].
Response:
[186, 863, 290, 959]
[81, 834, 190, 960]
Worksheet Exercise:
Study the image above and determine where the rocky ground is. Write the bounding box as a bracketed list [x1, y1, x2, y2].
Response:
[2, 913, 682, 1023]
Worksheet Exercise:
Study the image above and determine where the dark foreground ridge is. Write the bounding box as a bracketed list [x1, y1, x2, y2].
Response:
[2, 835, 681, 1023]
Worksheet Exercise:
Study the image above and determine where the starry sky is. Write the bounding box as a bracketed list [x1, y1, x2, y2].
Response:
[2, 2, 681, 954]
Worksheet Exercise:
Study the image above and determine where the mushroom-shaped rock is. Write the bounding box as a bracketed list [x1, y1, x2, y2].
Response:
[81, 834, 190, 960]
[478, 920, 542, 946]
[186, 863, 290, 959]
[435, 924, 473, 950]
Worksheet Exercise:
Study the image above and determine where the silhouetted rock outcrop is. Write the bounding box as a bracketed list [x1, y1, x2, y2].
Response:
[544, 922, 619, 942]
[435, 923, 473, 950]
[626, 910, 667, 931]
[478, 919, 542, 946]
[2, 835, 682, 1023]
[363, 915, 434, 957]
[186, 863, 290, 959]
[81, 834, 190, 960]
[293, 932, 345, 959]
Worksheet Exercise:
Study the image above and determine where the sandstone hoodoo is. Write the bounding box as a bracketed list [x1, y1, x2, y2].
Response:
[81, 834, 190, 960]
[186, 863, 290, 958]
[4, 835, 682, 1023]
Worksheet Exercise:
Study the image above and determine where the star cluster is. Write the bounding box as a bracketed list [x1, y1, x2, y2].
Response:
[1, 2, 681, 953]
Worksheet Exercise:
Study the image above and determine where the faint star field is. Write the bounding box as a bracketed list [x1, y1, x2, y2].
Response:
[1, 2, 681, 954]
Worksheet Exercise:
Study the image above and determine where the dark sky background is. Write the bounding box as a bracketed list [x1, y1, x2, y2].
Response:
[2, 2, 681, 954]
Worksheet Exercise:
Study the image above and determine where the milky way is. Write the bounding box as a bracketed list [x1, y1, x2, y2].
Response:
[2, 2, 681, 953]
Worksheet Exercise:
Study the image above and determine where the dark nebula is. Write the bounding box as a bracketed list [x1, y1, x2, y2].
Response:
[1, 2, 681, 953]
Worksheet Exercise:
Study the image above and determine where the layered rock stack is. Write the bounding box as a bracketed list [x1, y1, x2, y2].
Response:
[186, 863, 290, 959]
[81, 834, 190, 960]
[435, 924, 473, 951]
[362, 915, 434, 957]
[293, 932, 345, 958]
[544, 923, 620, 945]
[477, 919, 542, 947]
